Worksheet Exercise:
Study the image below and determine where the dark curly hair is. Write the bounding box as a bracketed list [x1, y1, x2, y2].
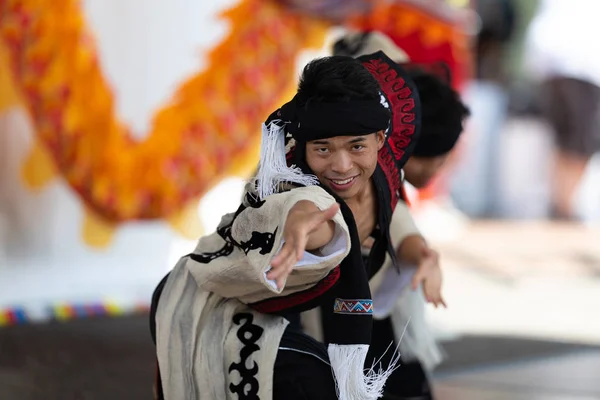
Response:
[409, 69, 470, 157]
[295, 55, 381, 106]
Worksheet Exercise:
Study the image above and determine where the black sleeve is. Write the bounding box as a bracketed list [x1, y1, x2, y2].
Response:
[149, 273, 171, 346]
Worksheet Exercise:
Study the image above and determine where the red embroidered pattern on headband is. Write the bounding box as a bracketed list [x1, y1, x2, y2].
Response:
[362, 57, 417, 167]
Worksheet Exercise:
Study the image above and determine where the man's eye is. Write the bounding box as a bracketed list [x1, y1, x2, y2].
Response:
[352, 145, 364, 151]
[316, 148, 329, 153]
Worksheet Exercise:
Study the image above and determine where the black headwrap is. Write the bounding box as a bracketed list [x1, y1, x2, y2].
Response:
[276, 95, 391, 141]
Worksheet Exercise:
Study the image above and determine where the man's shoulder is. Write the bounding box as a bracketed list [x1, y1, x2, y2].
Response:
[247, 183, 328, 197]
[240, 184, 331, 210]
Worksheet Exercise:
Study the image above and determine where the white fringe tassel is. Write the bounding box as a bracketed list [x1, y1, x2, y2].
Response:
[327, 320, 410, 400]
[328, 343, 400, 400]
[255, 120, 319, 200]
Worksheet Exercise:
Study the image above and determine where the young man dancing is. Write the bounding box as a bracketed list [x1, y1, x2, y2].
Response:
[150, 52, 422, 400]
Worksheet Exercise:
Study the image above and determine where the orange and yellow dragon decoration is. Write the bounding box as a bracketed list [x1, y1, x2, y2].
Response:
[0, 0, 470, 248]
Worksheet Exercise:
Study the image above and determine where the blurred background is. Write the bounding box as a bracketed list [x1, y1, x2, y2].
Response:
[0, 0, 599, 398]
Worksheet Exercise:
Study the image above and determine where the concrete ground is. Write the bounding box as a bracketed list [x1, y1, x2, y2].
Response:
[1, 314, 598, 399]
[427, 220, 600, 399]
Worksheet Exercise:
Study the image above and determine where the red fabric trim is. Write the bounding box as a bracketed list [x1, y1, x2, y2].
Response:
[249, 266, 341, 313]
[363, 57, 418, 166]
[285, 145, 295, 161]
[362, 54, 419, 213]
[378, 147, 401, 211]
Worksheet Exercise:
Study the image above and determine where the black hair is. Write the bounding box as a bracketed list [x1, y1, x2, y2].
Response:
[409, 69, 470, 157]
[296, 56, 381, 107]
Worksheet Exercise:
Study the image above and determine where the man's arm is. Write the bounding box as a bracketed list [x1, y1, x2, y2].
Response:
[396, 234, 427, 265]
[396, 233, 446, 308]
[291, 200, 337, 251]
[184, 186, 350, 302]
[267, 200, 340, 288]
[388, 201, 446, 307]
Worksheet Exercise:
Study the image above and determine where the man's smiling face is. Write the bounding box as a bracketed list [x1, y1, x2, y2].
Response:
[305, 131, 385, 200]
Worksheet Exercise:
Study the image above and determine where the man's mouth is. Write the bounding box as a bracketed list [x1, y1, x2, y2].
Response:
[330, 177, 355, 185]
[327, 176, 358, 190]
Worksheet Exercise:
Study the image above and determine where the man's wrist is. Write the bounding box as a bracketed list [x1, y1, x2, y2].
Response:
[397, 234, 427, 264]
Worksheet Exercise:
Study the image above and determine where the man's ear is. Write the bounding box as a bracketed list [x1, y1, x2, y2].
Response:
[376, 130, 386, 150]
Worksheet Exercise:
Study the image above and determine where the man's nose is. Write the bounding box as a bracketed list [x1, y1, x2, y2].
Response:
[330, 152, 353, 175]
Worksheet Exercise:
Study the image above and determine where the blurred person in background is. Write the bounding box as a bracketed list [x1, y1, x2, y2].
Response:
[525, 0, 600, 223]
[449, 0, 517, 218]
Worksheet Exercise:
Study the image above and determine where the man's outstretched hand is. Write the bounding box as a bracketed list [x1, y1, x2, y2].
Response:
[267, 201, 339, 289]
[411, 247, 446, 308]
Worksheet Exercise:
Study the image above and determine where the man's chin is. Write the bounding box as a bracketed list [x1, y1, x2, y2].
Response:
[331, 186, 358, 201]
[321, 182, 349, 197]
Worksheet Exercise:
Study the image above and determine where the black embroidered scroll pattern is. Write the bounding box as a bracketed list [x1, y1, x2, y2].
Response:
[189, 242, 234, 263]
[229, 313, 264, 399]
[189, 196, 277, 263]
[239, 227, 277, 255]
[226, 197, 277, 256]
[244, 192, 266, 209]
[188, 219, 235, 263]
